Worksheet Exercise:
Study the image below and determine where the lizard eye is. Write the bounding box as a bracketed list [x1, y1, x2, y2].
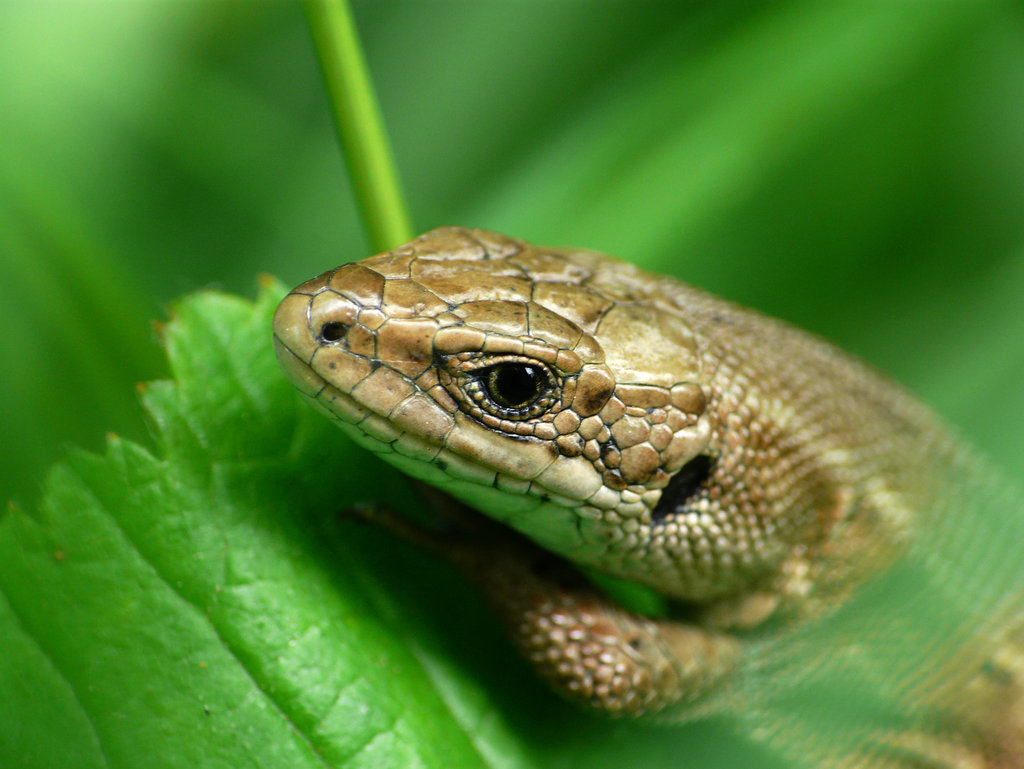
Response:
[485, 363, 547, 410]
[463, 359, 559, 421]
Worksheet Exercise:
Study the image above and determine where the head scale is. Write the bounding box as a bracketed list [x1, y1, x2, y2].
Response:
[273, 227, 711, 578]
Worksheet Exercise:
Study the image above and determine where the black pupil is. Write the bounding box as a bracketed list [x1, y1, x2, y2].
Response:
[486, 364, 543, 410]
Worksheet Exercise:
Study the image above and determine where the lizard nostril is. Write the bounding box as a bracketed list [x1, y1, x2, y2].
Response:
[319, 321, 348, 343]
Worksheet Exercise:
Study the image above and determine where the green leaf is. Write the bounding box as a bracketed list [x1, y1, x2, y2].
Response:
[0, 285, 493, 769]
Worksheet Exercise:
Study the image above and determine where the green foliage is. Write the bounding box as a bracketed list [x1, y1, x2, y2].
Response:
[2, 1, 1024, 767]
[0, 287, 477, 767]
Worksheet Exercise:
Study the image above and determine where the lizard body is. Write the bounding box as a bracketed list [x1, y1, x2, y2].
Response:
[273, 227, 1024, 767]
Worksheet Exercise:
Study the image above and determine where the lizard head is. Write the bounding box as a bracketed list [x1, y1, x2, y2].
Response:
[273, 227, 712, 573]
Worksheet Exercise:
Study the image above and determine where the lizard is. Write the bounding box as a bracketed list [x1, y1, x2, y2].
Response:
[272, 226, 1024, 767]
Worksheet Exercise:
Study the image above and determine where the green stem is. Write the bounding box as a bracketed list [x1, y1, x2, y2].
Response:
[303, 0, 414, 252]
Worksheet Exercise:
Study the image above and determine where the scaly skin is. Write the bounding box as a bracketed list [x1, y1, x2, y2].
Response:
[273, 227, 1024, 766]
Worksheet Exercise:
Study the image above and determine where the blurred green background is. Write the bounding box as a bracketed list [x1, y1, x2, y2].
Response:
[1, 0, 1022, 507]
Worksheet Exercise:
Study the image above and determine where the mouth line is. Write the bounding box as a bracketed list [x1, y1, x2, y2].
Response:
[275, 334, 596, 512]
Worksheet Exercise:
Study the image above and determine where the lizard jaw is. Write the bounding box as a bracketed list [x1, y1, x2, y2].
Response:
[273, 330, 607, 552]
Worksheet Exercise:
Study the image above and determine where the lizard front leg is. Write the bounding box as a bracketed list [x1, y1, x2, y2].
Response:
[353, 488, 741, 718]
